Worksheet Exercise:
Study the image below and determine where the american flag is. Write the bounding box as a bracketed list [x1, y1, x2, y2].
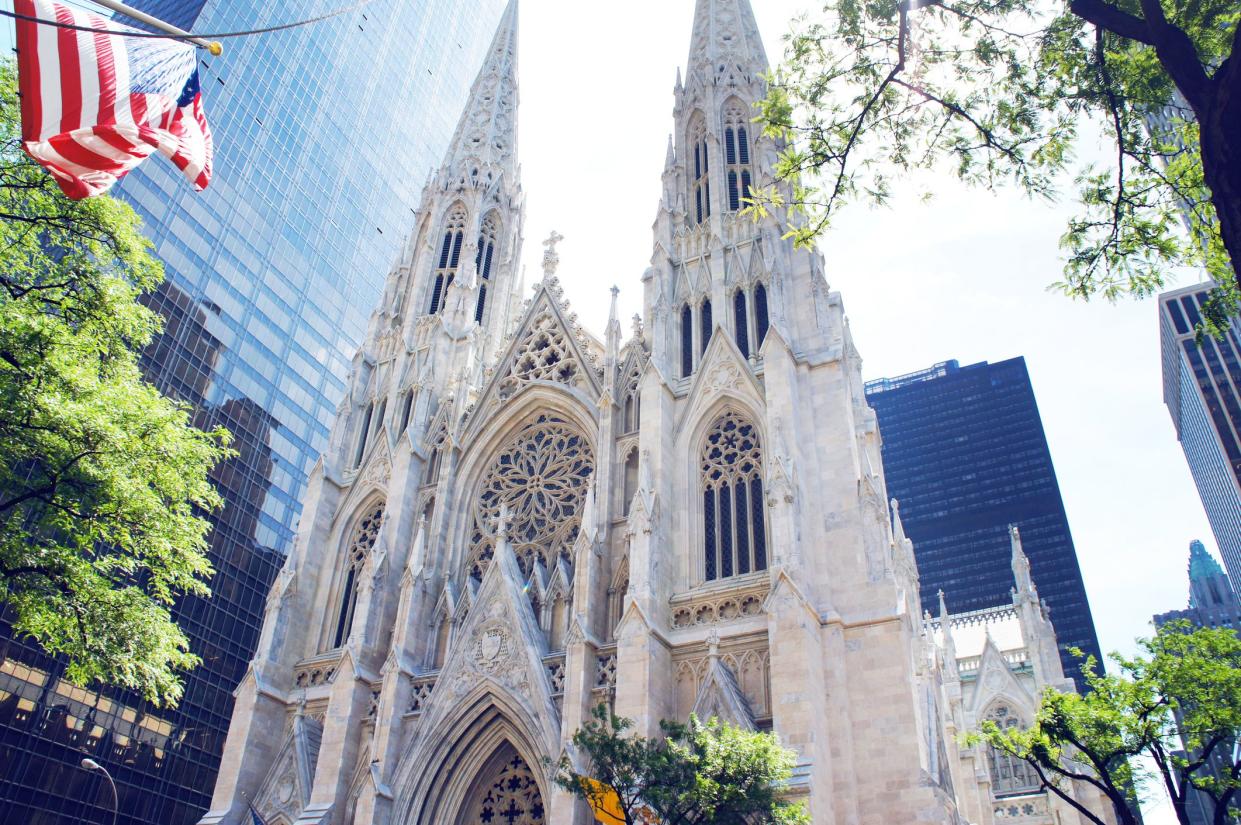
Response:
[14, 0, 213, 199]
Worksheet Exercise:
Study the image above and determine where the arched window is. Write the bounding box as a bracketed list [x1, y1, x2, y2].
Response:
[621, 368, 641, 434]
[622, 448, 639, 516]
[985, 705, 1041, 796]
[734, 289, 750, 358]
[688, 114, 711, 225]
[466, 414, 595, 580]
[398, 390, 415, 435]
[432, 612, 451, 669]
[681, 303, 694, 378]
[701, 412, 767, 582]
[424, 428, 446, 485]
[475, 213, 499, 323]
[428, 205, 467, 315]
[353, 402, 375, 468]
[332, 502, 385, 649]
[754, 282, 769, 349]
[723, 101, 753, 212]
[700, 298, 713, 355]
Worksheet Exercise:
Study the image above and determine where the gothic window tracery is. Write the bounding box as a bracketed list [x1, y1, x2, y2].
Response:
[466, 415, 595, 580]
[475, 213, 499, 323]
[424, 426, 447, 486]
[701, 412, 767, 582]
[458, 746, 544, 825]
[985, 705, 1041, 796]
[754, 282, 769, 349]
[353, 402, 375, 468]
[723, 101, 753, 212]
[498, 311, 585, 400]
[331, 502, 385, 649]
[689, 114, 712, 225]
[620, 367, 641, 434]
[429, 205, 467, 315]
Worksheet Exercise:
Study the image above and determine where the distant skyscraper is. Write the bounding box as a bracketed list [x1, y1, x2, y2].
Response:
[1160, 282, 1241, 585]
[0, 3, 506, 824]
[865, 358, 1103, 688]
[1153, 540, 1241, 825]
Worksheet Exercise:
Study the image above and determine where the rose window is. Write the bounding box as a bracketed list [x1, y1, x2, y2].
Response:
[467, 414, 594, 580]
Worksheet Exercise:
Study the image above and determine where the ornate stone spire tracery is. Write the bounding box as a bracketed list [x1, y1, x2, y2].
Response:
[685, 0, 768, 85]
[442, 0, 520, 181]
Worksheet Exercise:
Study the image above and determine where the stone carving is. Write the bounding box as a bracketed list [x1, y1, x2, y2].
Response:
[497, 309, 586, 400]
[703, 361, 742, 395]
[408, 676, 436, 715]
[671, 588, 766, 629]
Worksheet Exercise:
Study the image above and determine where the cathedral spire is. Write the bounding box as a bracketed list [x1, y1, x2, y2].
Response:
[442, 0, 519, 178]
[686, 0, 768, 82]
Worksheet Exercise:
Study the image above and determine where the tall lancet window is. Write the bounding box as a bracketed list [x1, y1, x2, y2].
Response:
[754, 282, 770, 349]
[689, 114, 711, 225]
[474, 213, 499, 323]
[332, 502, 385, 649]
[429, 205, 467, 315]
[734, 289, 750, 358]
[700, 298, 713, 355]
[681, 303, 694, 378]
[724, 101, 753, 212]
[985, 705, 1041, 795]
[701, 411, 767, 582]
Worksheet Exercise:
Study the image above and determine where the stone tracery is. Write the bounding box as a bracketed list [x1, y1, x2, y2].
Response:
[498, 310, 586, 400]
[467, 414, 595, 580]
[457, 746, 544, 825]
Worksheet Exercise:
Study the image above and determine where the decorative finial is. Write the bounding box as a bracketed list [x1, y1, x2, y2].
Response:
[938, 589, 949, 620]
[707, 629, 720, 659]
[541, 230, 564, 279]
[632, 313, 644, 339]
[494, 503, 511, 541]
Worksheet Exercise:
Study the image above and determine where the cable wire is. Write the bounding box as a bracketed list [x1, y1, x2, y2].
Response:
[0, 0, 379, 44]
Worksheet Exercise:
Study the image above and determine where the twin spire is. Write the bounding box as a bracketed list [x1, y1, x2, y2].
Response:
[685, 0, 768, 82]
[442, 0, 520, 180]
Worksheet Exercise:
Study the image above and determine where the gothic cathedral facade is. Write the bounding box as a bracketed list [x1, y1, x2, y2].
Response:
[199, 2, 1119, 824]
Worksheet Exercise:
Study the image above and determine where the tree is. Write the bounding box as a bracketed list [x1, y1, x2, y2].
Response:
[553, 704, 810, 825]
[970, 622, 1241, 825]
[0, 59, 231, 707]
[752, 0, 1241, 332]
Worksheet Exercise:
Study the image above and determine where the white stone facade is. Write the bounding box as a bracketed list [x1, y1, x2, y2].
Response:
[196, 2, 1119, 823]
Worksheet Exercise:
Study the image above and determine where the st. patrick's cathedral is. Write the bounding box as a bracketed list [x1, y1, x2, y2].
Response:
[198, 2, 1120, 823]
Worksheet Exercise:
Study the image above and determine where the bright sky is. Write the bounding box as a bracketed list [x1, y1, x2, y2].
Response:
[516, 3, 1208, 821]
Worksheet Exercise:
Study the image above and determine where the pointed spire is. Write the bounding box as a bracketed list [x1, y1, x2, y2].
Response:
[891, 499, 907, 545]
[938, 590, 949, 622]
[443, 0, 520, 177]
[665, 134, 676, 168]
[606, 285, 622, 361]
[686, 0, 768, 80]
[1010, 524, 1034, 596]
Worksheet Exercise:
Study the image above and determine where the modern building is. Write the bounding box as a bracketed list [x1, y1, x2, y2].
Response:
[864, 358, 1103, 689]
[1153, 540, 1241, 825]
[1160, 283, 1241, 585]
[198, 2, 1116, 824]
[0, 2, 506, 824]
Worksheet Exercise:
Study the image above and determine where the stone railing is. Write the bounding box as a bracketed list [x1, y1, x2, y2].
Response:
[957, 649, 1030, 676]
[545, 654, 566, 697]
[408, 673, 437, 715]
[992, 793, 1051, 822]
[294, 651, 343, 689]
[670, 578, 769, 630]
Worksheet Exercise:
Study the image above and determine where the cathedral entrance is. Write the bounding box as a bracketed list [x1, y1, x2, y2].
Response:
[455, 743, 546, 825]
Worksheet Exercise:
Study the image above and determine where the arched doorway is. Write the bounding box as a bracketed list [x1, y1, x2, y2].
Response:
[456, 742, 545, 824]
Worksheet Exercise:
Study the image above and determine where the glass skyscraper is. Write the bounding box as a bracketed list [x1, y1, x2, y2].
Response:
[865, 358, 1103, 688]
[1160, 282, 1241, 586]
[0, 2, 506, 823]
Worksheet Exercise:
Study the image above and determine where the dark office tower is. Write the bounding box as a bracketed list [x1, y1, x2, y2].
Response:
[1160, 282, 1241, 586]
[865, 358, 1103, 688]
[0, 3, 507, 825]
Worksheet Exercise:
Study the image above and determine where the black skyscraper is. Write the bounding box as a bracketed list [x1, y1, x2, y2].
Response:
[866, 358, 1103, 688]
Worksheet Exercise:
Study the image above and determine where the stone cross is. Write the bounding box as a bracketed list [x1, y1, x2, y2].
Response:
[541, 230, 564, 279]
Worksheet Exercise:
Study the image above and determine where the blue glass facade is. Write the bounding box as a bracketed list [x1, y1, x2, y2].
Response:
[1160, 284, 1241, 586]
[0, 2, 506, 824]
[865, 358, 1103, 689]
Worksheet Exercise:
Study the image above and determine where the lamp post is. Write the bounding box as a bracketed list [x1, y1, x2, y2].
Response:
[81, 757, 119, 825]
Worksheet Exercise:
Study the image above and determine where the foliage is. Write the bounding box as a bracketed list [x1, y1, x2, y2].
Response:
[751, 0, 1241, 333]
[0, 59, 230, 706]
[553, 704, 810, 825]
[969, 622, 1241, 825]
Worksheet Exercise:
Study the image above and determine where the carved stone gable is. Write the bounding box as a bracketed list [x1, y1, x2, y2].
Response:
[251, 713, 322, 825]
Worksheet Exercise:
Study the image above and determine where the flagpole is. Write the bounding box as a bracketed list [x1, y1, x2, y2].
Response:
[86, 0, 223, 54]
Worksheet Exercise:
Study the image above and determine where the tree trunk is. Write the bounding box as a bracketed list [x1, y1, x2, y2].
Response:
[1198, 62, 1241, 296]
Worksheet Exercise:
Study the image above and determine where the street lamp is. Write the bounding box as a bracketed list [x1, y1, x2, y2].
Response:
[81, 757, 119, 825]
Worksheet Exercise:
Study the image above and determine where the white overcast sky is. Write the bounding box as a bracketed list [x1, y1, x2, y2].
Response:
[516, 5, 1207, 819]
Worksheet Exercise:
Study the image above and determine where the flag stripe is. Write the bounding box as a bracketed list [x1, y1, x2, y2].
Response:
[13, 0, 214, 199]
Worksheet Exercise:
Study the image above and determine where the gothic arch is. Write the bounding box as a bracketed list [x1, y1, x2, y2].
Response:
[317, 496, 386, 652]
[391, 691, 554, 825]
[447, 387, 599, 586]
[979, 699, 1041, 796]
